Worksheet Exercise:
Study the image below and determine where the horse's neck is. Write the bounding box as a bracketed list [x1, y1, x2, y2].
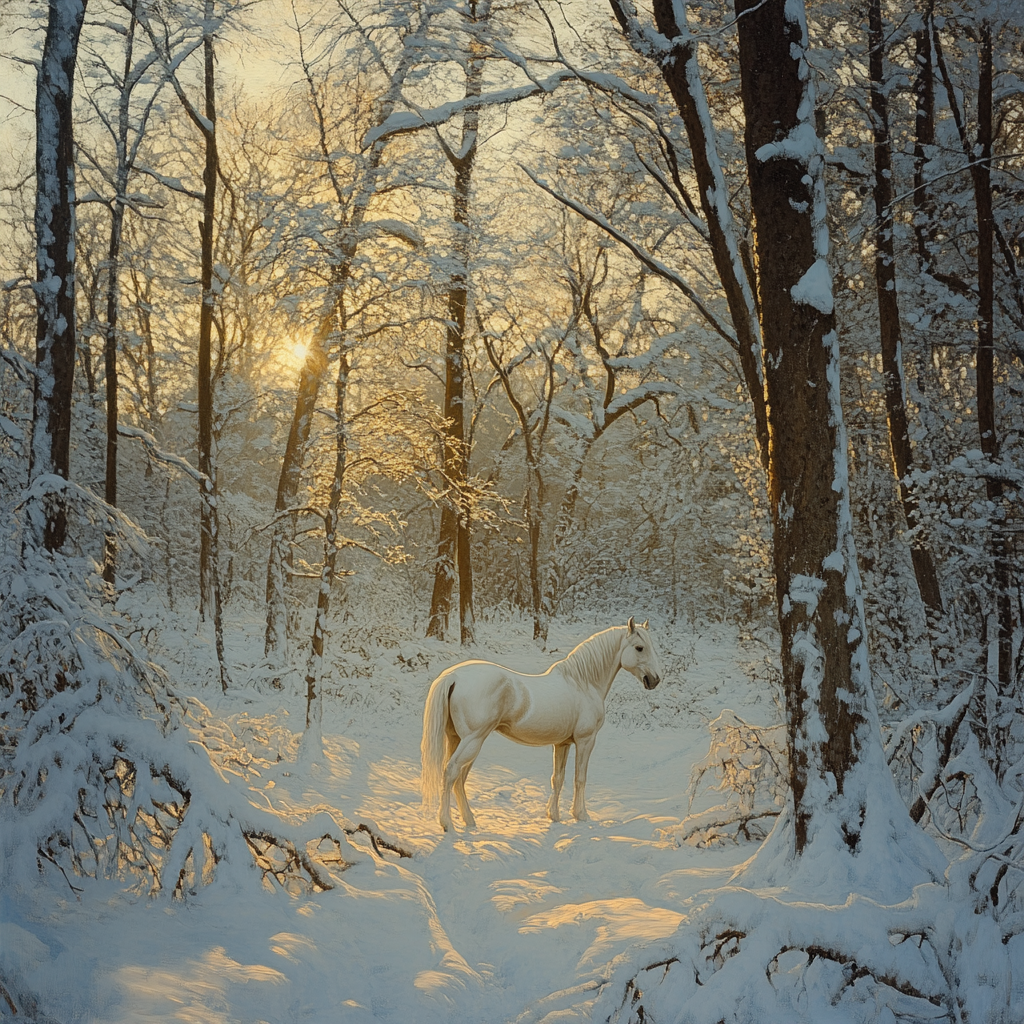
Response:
[561, 627, 625, 697]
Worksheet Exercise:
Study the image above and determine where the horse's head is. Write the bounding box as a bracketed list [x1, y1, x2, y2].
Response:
[620, 616, 663, 690]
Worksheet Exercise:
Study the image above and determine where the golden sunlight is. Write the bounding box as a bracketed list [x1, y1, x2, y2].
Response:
[286, 336, 310, 368]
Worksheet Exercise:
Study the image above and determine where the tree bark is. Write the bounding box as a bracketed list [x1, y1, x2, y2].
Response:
[912, 0, 936, 269]
[304, 341, 350, 735]
[867, 0, 943, 621]
[31, 0, 88, 552]
[426, 3, 485, 643]
[196, 12, 218, 623]
[971, 23, 1012, 699]
[933, 19, 1013, 697]
[101, 0, 141, 586]
[736, 0, 878, 855]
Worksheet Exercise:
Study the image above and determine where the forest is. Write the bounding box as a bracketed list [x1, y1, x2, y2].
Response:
[1, 0, 1022, 1021]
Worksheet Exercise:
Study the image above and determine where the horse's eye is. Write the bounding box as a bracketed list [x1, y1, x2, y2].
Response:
[635, 646, 644, 652]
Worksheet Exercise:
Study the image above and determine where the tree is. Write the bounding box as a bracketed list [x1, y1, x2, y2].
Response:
[424, 2, 488, 645]
[866, 0, 944, 622]
[263, 2, 421, 659]
[30, 0, 89, 552]
[78, 0, 168, 584]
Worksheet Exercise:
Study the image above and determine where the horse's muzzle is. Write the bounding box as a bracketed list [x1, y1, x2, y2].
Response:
[643, 674, 661, 690]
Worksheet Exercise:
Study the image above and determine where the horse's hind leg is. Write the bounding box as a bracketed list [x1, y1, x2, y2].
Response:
[445, 717, 476, 827]
[454, 761, 476, 829]
[547, 742, 570, 821]
[440, 731, 487, 832]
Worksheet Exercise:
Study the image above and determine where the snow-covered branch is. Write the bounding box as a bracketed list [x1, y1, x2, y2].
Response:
[522, 166, 737, 349]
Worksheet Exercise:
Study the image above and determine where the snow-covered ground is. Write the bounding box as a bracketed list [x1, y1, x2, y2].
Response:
[1, 616, 784, 1023]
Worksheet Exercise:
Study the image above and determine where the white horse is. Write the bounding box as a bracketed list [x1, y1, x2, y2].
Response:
[421, 617, 663, 832]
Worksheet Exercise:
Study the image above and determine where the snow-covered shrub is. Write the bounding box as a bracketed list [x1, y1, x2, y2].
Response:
[671, 709, 786, 847]
[0, 485, 362, 898]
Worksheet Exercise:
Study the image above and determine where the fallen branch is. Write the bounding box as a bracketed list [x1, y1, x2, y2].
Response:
[345, 822, 413, 859]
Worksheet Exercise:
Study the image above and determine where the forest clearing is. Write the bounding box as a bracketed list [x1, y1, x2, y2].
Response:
[1, 0, 1022, 1021]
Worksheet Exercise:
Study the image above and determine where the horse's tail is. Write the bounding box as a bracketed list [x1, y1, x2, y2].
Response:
[420, 673, 451, 814]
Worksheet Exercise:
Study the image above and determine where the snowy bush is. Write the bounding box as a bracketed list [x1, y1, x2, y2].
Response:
[0, 489, 368, 899]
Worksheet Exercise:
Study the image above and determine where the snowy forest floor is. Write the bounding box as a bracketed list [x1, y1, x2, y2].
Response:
[1, 614, 831, 1023]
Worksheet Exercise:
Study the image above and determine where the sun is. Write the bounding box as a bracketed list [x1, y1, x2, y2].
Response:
[285, 336, 309, 367]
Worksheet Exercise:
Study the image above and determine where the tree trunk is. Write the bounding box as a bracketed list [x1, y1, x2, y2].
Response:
[735, 0, 909, 859]
[101, 1, 141, 587]
[971, 23, 1013, 703]
[304, 341, 350, 738]
[31, 0, 88, 552]
[912, 0, 936, 269]
[426, 5, 485, 642]
[867, 0, 943, 621]
[263, 38, 415, 658]
[264, 321, 329, 658]
[102, 202, 125, 585]
[933, 19, 1014, 700]
[197, 13, 218, 621]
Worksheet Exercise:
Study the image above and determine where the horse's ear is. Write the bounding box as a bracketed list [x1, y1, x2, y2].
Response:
[642, 619, 649, 630]
[628, 616, 636, 633]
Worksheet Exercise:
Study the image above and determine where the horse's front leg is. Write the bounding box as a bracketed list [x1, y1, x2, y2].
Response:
[570, 735, 597, 822]
[548, 742, 570, 821]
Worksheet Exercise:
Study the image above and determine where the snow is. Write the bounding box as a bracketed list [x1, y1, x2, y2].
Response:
[1, 614, 779, 1023]
[790, 258, 834, 315]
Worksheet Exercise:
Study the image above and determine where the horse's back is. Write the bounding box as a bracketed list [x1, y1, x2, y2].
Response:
[445, 662, 584, 747]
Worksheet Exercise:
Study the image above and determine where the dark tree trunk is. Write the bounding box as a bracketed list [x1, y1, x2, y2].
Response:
[102, 204, 124, 585]
[101, 1, 141, 587]
[264, 320, 329, 658]
[912, 0, 936, 269]
[971, 24, 1012, 698]
[934, 19, 1014, 698]
[736, 0, 875, 855]
[867, 0, 943, 621]
[31, 0, 88, 552]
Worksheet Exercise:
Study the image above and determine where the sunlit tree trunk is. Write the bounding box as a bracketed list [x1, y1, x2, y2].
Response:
[304, 340, 350, 738]
[867, 0, 943, 622]
[31, 0, 88, 552]
[427, 2, 486, 644]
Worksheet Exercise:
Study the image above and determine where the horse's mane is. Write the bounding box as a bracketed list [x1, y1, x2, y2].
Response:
[560, 626, 626, 688]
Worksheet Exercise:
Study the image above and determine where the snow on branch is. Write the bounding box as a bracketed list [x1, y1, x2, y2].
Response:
[117, 424, 209, 487]
[521, 166, 738, 349]
[136, 165, 204, 201]
[605, 381, 681, 422]
[363, 73, 574, 147]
